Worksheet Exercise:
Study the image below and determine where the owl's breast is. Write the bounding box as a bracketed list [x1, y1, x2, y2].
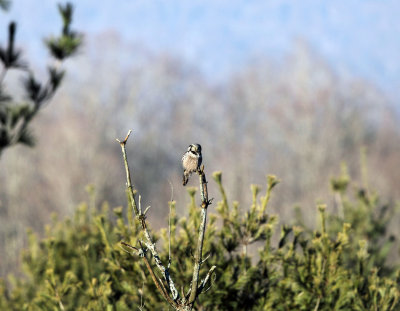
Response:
[183, 153, 199, 172]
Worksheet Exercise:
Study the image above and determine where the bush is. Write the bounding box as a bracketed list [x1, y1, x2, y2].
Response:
[0, 172, 399, 310]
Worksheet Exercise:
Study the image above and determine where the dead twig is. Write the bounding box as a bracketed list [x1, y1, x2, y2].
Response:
[117, 130, 179, 303]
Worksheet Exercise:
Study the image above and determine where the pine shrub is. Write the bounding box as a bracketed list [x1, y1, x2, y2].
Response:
[0, 173, 399, 310]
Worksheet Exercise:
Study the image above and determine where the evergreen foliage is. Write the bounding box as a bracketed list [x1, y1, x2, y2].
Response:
[0, 2, 82, 155]
[0, 172, 399, 310]
[0, 0, 10, 11]
[327, 163, 398, 278]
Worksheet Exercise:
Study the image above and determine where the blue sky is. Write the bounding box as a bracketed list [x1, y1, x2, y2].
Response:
[1, 0, 399, 101]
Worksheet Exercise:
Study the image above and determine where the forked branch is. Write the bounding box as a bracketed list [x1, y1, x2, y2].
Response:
[117, 130, 215, 311]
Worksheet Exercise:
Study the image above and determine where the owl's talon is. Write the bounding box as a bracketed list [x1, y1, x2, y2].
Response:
[197, 166, 204, 176]
[138, 214, 146, 222]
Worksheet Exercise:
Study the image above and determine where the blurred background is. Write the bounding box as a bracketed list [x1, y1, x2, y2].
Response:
[1, 0, 400, 277]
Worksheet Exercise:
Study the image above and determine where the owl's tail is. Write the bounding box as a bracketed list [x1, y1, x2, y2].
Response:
[183, 173, 189, 186]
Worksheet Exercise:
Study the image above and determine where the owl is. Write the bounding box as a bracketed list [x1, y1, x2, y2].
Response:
[182, 144, 202, 186]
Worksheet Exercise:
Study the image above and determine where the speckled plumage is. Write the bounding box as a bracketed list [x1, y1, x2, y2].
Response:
[182, 144, 202, 186]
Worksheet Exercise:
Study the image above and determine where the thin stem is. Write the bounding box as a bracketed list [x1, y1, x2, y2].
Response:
[56, 290, 65, 311]
[197, 265, 217, 294]
[168, 180, 174, 268]
[189, 208, 207, 304]
[188, 166, 212, 307]
[116, 130, 139, 216]
[242, 244, 248, 257]
[313, 297, 321, 311]
[168, 201, 172, 268]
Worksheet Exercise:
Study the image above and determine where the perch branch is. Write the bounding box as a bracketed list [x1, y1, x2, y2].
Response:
[188, 165, 212, 307]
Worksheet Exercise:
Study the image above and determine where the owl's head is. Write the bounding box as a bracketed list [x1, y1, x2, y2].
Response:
[188, 143, 202, 154]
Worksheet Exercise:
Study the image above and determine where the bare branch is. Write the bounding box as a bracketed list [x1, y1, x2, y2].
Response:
[188, 165, 212, 307]
[121, 241, 139, 252]
[116, 129, 132, 144]
[168, 202, 172, 269]
[117, 130, 139, 217]
[117, 130, 179, 304]
[117, 133, 215, 310]
[197, 265, 217, 295]
[143, 206, 151, 216]
[138, 195, 143, 215]
[201, 252, 211, 265]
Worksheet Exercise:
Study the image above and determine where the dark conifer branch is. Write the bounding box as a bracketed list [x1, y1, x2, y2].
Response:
[0, 2, 82, 155]
[0, 0, 11, 11]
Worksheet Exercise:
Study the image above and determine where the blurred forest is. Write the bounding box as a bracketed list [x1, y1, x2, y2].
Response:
[1, 31, 400, 278]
